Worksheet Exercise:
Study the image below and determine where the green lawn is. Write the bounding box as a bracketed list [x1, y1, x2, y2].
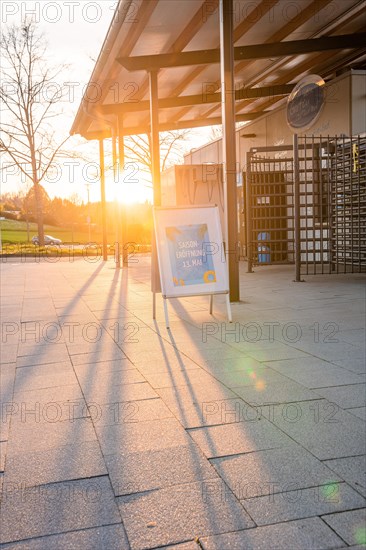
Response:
[0, 219, 113, 244]
[0, 219, 151, 255]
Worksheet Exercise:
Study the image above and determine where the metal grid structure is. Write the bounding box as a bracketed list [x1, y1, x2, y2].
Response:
[245, 136, 366, 275]
[245, 147, 294, 272]
[298, 135, 366, 274]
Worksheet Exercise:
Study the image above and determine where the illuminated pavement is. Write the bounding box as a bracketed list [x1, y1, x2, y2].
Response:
[0, 256, 365, 549]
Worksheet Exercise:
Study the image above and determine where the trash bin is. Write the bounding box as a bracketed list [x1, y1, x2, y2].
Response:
[257, 232, 270, 263]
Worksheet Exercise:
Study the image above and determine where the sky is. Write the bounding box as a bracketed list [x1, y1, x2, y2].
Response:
[1, 1, 213, 204]
[1, 1, 123, 203]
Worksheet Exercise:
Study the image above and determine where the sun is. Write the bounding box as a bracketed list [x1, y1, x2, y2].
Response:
[115, 182, 152, 204]
[110, 171, 153, 204]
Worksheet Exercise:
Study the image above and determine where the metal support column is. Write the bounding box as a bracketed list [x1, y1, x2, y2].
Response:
[149, 70, 161, 206]
[112, 127, 121, 268]
[220, 0, 240, 301]
[118, 115, 128, 266]
[293, 134, 301, 281]
[149, 70, 161, 307]
[99, 139, 108, 261]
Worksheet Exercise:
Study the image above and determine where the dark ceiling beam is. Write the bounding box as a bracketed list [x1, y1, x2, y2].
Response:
[100, 84, 294, 115]
[118, 33, 366, 70]
[190, 0, 334, 121]
[83, 112, 263, 141]
[132, 0, 220, 103]
[162, 0, 279, 125]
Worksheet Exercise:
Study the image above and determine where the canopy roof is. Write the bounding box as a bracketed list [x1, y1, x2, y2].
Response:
[70, 0, 366, 140]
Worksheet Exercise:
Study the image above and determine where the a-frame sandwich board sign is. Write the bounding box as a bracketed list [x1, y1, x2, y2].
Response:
[153, 205, 232, 329]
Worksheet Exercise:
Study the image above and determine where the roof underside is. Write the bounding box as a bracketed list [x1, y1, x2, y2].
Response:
[70, 0, 366, 140]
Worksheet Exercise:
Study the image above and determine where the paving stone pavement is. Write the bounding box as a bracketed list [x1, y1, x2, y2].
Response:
[0, 257, 365, 549]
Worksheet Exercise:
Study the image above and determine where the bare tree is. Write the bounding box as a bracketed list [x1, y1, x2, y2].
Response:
[0, 21, 70, 245]
[122, 129, 192, 179]
[207, 125, 223, 142]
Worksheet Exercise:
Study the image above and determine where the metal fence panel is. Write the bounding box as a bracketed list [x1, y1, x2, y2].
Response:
[245, 135, 365, 274]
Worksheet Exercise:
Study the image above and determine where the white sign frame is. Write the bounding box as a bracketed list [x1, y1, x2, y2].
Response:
[153, 205, 231, 328]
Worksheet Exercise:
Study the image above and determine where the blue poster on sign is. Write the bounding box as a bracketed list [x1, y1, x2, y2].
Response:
[166, 224, 216, 286]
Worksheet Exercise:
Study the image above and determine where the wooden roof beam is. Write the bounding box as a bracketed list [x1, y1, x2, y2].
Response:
[100, 84, 294, 115]
[118, 33, 366, 70]
[82, 112, 263, 140]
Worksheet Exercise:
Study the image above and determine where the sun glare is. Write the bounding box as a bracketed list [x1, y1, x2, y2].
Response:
[113, 177, 152, 205]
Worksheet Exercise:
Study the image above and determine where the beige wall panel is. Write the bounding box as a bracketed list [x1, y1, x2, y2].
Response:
[352, 72, 366, 135]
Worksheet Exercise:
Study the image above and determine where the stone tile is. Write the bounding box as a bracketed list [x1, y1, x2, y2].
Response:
[332, 357, 366, 375]
[181, 347, 247, 366]
[313, 384, 366, 409]
[71, 349, 126, 365]
[142, 368, 221, 389]
[96, 417, 191, 455]
[73, 358, 135, 376]
[66, 340, 121, 356]
[266, 358, 365, 388]
[17, 343, 70, 362]
[77, 366, 145, 388]
[83, 381, 158, 405]
[13, 383, 84, 403]
[125, 343, 183, 362]
[200, 517, 345, 549]
[0, 440, 7, 472]
[189, 419, 293, 458]
[13, 370, 79, 393]
[16, 353, 72, 368]
[0, 363, 17, 376]
[155, 384, 238, 428]
[338, 546, 366, 550]
[0, 476, 121, 544]
[243, 482, 365, 525]
[100, 315, 147, 329]
[93, 308, 137, 321]
[0, 524, 129, 550]
[54, 314, 96, 324]
[211, 446, 341, 500]
[94, 397, 173, 427]
[0, 418, 11, 442]
[5, 440, 107, 486]
[159, 543, 198, 550]
[106, 442, 217, 496]
[122, 340, 172, 360]
[8, 416, 96, 456]
[322, 509, 366, 547]
[265, 400, 366, 460]
[288, 342, 361, 363]
[233, 380, 318, 406]
[348, 407, 366, 420]
[210, 367, 291, 388]
[246, 347, 309, 362]
[0, 375, 15, 402]
[14, 361, 73, 378]
[172, 340, 225, 357]
[338, 328, 365, 346]
[323, 456, 366, 497]
[133, 356, 201, 375]
[20, 313, 58, 323]
[201, 356, 263, 373]
[17, 338, 67, 354]
[1, 346, 18, 364]
[118, 481, 254, 550]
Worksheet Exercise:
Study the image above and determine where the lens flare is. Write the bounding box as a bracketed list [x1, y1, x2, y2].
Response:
[320, 482, 340, 502]
[355, 527, 366, 545]
[255, 379, 266, 391]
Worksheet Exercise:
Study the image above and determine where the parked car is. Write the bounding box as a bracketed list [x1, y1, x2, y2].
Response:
[32, 235, 62, 246]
